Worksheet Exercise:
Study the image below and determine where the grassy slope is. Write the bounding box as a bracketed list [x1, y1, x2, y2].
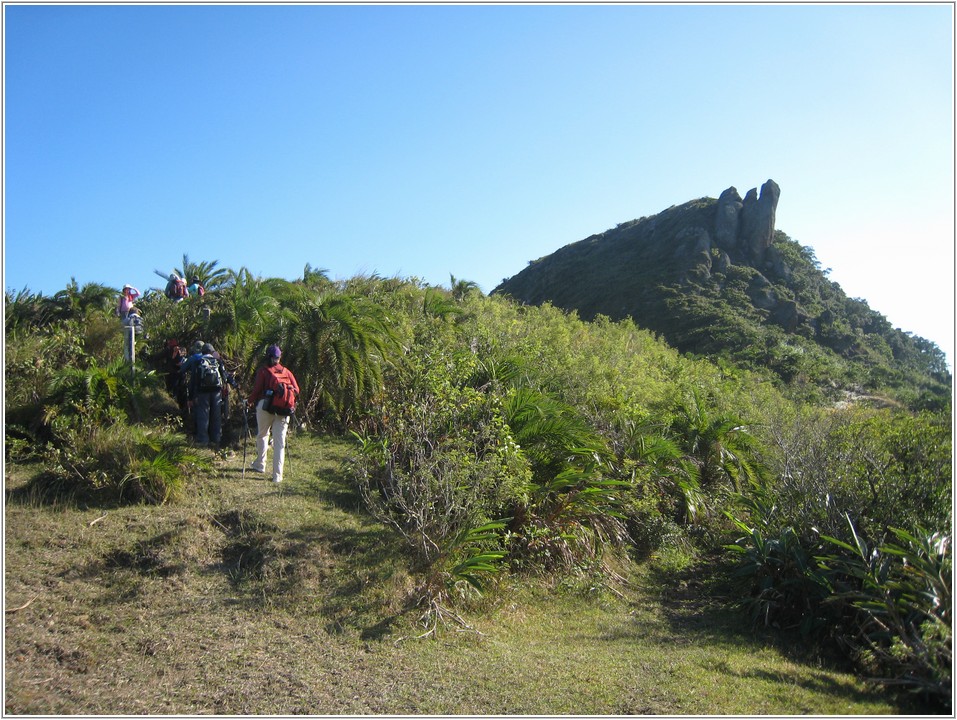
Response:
[5, 433, 902, 715]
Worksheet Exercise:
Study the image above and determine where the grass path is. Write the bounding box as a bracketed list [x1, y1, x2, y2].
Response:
[5, 433, 902, 714]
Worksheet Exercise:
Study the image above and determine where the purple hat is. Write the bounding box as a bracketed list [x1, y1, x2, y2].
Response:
[266, 344, 282, 359]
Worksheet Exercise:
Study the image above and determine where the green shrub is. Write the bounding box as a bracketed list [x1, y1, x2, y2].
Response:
[819, 518, 951, 709]
[34, 422, 208, 504]
[350, 334, 528, 615]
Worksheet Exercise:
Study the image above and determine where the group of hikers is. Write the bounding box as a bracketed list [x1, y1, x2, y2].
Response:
[162, 339, 300, 483]
[115, 271, 207, 321]
[157, 270, 206, 302]
[116, 273, 300, 484]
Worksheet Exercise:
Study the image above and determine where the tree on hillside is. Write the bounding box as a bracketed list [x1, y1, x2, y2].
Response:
[669, 389, 761, 491]
[5, 288, 55, 332]
[176, 255, 230, 291]
[276, 291, 397, 425]
[51, 278, 116, 321]
[449, 274, 481, 301]
[302, 264, 333, 290]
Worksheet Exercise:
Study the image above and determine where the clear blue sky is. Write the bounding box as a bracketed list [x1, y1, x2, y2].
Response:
[4, 4, 954, 365]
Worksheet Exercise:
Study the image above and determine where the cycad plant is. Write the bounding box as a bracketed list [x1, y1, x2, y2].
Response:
[200, 268, 283, 362]
[51, 278, 117, 322]
[616, 417, 704, 525]
[448, 274, 481, 301]
[38, 365, 207, 503]
[669, 388, 761, 490]
[5, 287, 57, 333]
[276, 291, 396, 426]
[176, 254, 231, 291]
[120, 428, 209, 503]
[44, 359, 162, 430]
[502, 386, 630, 572]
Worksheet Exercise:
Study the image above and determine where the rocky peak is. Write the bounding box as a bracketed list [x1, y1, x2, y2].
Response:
[713, 179, 780, 261]
[731, 179, 780, 263]
[675, 179, 782, 283]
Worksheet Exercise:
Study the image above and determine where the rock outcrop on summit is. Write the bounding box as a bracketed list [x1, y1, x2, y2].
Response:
[714, 179, 780, 263]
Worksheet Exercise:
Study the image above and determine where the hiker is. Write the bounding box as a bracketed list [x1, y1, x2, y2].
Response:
[183, 342, 227, 447]
[178, 340, 206, 438]
[179, 340, 206, 375]
[160, 271, 188, 302]
[161, 339, 188, 411]
[187, 276, 205, 298]
[247, 344, 300, 483]
[117, 284, 140, 320]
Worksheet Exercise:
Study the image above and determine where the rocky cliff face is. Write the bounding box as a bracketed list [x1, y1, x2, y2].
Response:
[714, 180, 780, 260]
[676, 179, 782, 279]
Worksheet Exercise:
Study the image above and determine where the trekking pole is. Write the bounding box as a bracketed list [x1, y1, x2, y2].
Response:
[284, 413, 293, 481]
[285, 412, 304, 481]
[242, 402, 249, 480]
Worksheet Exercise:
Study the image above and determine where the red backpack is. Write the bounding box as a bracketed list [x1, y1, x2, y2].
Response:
[263, 365, 297, 416]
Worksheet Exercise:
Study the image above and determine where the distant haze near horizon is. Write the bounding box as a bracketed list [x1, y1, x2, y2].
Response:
[4, 4, 953, 366]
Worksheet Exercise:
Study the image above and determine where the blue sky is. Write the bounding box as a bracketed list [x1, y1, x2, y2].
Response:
[4, 4, 954, 365]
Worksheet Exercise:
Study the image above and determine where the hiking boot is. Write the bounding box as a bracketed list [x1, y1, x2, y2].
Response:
[250, 463, 266, 473]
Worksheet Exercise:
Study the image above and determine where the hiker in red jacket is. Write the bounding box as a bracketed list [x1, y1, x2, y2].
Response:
[247, 344, 300, 483]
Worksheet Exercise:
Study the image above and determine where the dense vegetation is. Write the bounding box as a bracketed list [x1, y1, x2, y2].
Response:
[493, 197, 951, 410]
[5, 255, 952, 711]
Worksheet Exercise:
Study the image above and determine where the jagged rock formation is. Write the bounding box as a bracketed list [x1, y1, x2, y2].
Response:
[713, 179, 781, 260]
[675, 179, 782, 281]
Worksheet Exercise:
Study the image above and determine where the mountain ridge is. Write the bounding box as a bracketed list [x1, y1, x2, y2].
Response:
[492, 180, 950, 406]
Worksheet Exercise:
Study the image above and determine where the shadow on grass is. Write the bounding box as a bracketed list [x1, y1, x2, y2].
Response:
[623, 554, 912, 714]
[286, 445, 365, 510]
[5, 467, 129, 512]
[715, 662, 896, 708]
[211, 506, 412, 640]
[281, 468, 365, 513]
[291, 520, 412, 640]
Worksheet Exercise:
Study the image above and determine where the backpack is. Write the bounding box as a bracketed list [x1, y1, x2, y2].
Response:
[263, 365, 297, 416]
[165, 277, 188, 300]
[197, 355, 223, 391]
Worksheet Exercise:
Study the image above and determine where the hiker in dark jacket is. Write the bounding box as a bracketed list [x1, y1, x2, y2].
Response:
[183, 342, 227, 447]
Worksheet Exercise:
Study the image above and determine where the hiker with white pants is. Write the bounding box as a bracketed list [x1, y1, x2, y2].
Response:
[246, 344, 300, 483]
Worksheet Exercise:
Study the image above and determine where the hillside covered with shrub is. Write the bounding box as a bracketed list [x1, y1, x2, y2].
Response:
[494, 180, 951, 409]
[4, 253, 952, 712]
